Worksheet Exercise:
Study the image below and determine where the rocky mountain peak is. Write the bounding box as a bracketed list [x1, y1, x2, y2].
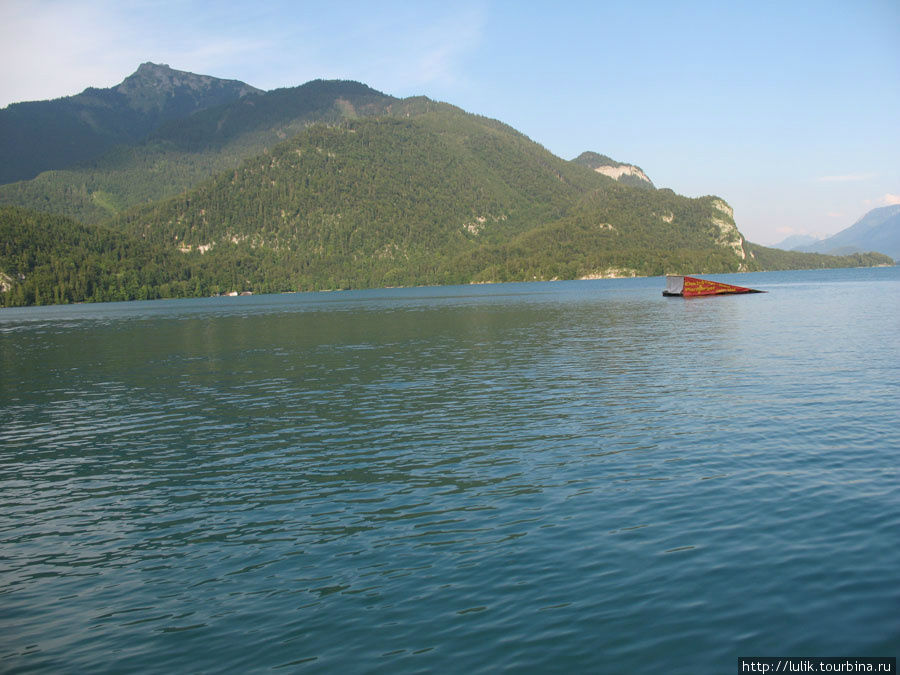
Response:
[114, 62, 261, 112]
[572, 151, 654, 189]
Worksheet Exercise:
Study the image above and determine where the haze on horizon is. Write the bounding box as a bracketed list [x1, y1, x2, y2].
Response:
[1, 0, 898, 246]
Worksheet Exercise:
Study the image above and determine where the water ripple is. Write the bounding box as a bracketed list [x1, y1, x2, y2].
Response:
[2, 270, 899, 672]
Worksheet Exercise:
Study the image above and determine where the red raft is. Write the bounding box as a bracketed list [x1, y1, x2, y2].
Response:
[663, 275, 764, 297]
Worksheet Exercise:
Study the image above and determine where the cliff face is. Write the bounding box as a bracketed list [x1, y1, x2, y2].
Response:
[572, 151, 655, 189]
[593, 163, 653, 185]
[710, 198, 747, 261]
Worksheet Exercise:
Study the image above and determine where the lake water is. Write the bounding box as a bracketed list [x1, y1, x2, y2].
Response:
[2, 267, 898, 673]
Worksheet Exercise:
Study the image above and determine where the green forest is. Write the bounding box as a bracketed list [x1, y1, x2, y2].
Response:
[0, 77, 893, 308]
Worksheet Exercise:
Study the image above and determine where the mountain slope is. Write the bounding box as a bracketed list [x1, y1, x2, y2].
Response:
[2, 70, 892, 308]
[105, 107, 759, 292]
[0, 205, 186, 305]
[771, 233, 819, 250]
[572, 151, 655, 189]
[744, 242, 891, 270]
[112, 109, 600, 288]
[0, 80, 400, 223]
[477, 187, 749, 281]
[0, 63, 261, 185]
[800, 205, 900, 260]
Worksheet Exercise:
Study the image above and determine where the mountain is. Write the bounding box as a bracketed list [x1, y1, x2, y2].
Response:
[106, 108, 887, 293]
[742, 242, 890, 271]
[0, 63, 261, 185]
[795, 205, 900, 260]
[0, 79, 399, 223]
[771, 233, 820, 250]
[572, 152, 655, 189]
[2, 105, 767, 303]
[0, 68, 893, 307]
[113, 109, 628, 290]
[0, 205, 183, 305]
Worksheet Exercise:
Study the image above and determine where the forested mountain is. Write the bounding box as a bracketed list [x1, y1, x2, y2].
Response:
[0, 63, 260, 185]
[0, 67, 892, 307]
[573, 151, 655, 189]
[0, 80, 400, 223]
[0, 206, 184, 305]
[105, 108, 887, 294]
[113, 109, 608, 290]
[742, 242, 890, 270]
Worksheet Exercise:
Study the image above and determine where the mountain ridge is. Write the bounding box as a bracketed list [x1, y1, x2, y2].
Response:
[0, 63, 261, 184]
[0, 79, 403, 222]
[774, 205, 900, 260]
[114, 62, 261, 113]
[0, 65, 893, 307]
[572, 151, 655, 189]
[771, 233, 819, 250]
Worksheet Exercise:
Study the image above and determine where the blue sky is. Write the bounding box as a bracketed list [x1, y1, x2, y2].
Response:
[2, 0, 898, 245]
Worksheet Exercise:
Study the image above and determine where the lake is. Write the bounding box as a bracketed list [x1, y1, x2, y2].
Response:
[2, 267, 898, 672]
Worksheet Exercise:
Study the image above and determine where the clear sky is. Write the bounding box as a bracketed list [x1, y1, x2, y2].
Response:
[2, 0, 898, 244]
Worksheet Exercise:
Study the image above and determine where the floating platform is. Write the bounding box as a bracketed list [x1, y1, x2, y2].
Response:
[663, 275, 765, 297]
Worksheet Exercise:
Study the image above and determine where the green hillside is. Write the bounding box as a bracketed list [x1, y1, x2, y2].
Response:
[0, 206, 187, 306]
[1, 72, 893, 308]
[0, 63, 260, 185]
[572, 151, 655, 189]
[113, 109, 606, 290]
[0, 80, 399, 223]
[108, 107, 771, 290]
[464, 187, 748, 282]
[743, 242, 892, 269]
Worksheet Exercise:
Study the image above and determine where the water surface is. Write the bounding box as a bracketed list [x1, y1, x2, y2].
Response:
[2, 268, 898, 672]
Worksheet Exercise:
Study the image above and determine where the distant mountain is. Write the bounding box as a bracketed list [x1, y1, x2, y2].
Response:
[795, 205, 900, 260]
[0, 79, 399, 223]
[771, 233, 820, 250]
[0, 63, 261, 184]
[572, 152, 655, 189]
[741, 242, 890, 271]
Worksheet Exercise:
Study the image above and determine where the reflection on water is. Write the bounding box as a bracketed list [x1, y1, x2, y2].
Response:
[2, 269, 899, 672]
